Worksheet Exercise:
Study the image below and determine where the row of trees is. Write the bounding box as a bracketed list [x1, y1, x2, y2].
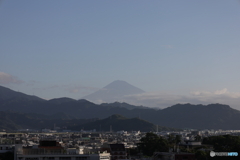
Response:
[134, 133, 240, 160]
[202, 135, 240, 152]
[137, 132, 181, 156]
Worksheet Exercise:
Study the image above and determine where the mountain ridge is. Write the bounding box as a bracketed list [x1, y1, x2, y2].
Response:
[0, 85, 44, 101]
[100, 102, 149, 110]
[1, 85, 240, 129]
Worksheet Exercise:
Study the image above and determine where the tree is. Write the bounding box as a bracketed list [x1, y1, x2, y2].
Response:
[138, 132, 169, 156]
[175, 135, 181, 144]
[202, 135, 240, 152]
[194, 135, 202, 141]
[167, 134, 181, 149]
[195, 150, 209, 160]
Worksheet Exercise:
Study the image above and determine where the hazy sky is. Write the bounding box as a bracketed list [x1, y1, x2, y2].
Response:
[1, 1, 240, 108]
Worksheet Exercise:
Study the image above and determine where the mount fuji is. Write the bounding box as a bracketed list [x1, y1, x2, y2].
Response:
[82, 80, 145, 104]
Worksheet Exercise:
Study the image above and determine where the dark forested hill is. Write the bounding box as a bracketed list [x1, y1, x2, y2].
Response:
[153, 103, 240, 130]
[69, 114, 178, 132]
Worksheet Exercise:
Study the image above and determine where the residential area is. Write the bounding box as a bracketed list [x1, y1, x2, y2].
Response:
[0, 129, 240, 160]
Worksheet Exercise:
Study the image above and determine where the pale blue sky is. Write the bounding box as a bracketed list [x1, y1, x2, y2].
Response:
[1, 0, 240, 108]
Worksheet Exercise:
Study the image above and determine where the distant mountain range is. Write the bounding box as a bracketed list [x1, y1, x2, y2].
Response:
[0, 111, 178, 132]
[0, 111, 97, 131]
[1, 85, 240, 130]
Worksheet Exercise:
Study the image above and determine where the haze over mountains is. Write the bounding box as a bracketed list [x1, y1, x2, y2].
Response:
[1, 84, 240, 130]
[83, 80, 145, 104]
[81, 80, 235, 109]
[81, 80, 173, 108]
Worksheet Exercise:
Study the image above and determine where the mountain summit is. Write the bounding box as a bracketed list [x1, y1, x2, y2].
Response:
[82, 80, 145, 104]
[104, 80, 144, 94]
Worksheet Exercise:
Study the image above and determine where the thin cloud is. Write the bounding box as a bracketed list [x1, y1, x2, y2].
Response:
[64, 86, 99, 94]
[161, 45, 173, 49]
[25, 80, 39, 86]
[32, 85, 59, 91]
[0, 72, 24, 84]
[191, 88, 240, 99]
[125, 92, 181, 101]
[33, 84, 99, 95]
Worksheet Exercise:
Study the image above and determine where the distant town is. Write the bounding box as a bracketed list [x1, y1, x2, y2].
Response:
[1, 129, 240, 160]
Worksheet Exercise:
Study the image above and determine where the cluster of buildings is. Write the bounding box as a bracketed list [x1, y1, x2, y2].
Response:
[0, 129, 239, 160]
[0, 131, 139, 160]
